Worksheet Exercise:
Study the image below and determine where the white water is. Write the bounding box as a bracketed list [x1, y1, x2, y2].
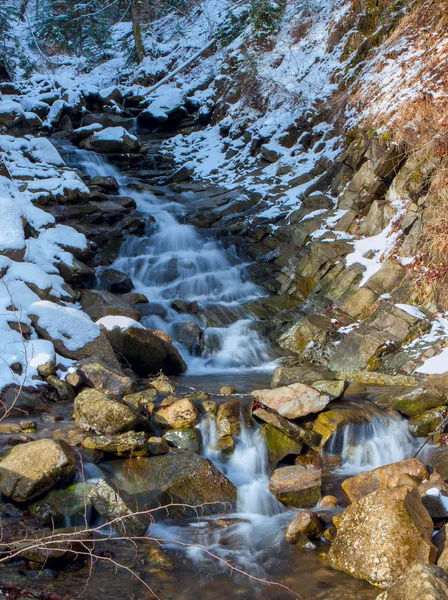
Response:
[62, 146, 277, 374]
[326, 410, 422, 474]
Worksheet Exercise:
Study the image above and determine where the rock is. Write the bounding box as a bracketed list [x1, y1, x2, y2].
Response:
[285, 510, 323, 544]
[0, 439, 76, 502]
[90, 176, 120, 192]
[76, 357, 135, 399]
[98, 268, 133, 293]
[268, 464, 321, 507]
[106, 326, 187, 376]
[81, 289, 141, 322]
[166, 164, 194, 184]
[83, 431, 147, 457]
[375, 385, 448, 418]
[271, 365, 335, 388]
[334, 371, 418, 386]
[74, 388, 146, 434]
[29, 481, 94, 527]
[312, 380, 347, 398]
[46, 375, 76, 401]
[144, 546, 174, 571]
[341, 458, 429, 503]
[163, 428, 201, 452]
[365, 261, 406, 295]
[408, 407, 448, 437]
[253, 406, 322, 448]
[320, 495, 338, 508]
[153, 398, 199, 430]
[215, 435, 236, 454]
[259, 423, 303, 470]
[328, 485, 436, 588]
[12, 528, 93, 563]
[376, 563, 448, 600]
[216, 400, 241, 438]
[312, 402, 373, 446]
[220, 386, 236, 394]
[419, 474, 448, 519]
[0, 100, 24, 127]
[104, 451, 237, 517]
[149, 374, 176, 394]
[253, 383, 330, 419]
[123, 388, 157, 411]
[89, 127, 141, 153]
[71, 123, 103, 143]
[89, 477, 147, 536]
[57, 257, 94, 286]
[147, 437, 169, 456]
[66, 371, 83, 389]
[172, 321, 204, 354]
[341, 287, 377, 319]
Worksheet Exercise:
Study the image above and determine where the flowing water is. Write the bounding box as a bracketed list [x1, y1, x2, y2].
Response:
[55, 145, 423, 599]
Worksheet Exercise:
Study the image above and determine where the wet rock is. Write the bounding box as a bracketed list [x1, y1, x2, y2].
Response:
[172, 321, 204, 354]
[74, 388, 146, 434]
[107, 326, 187, 376]
[259, 423, 303, 470]
[89, 127, 141, 153]
[154, 398, 199, 430]
[123, 388, 157, 412]
[81, 289, 141, 322]
[46, 375, 76, 401]
[0, 439, 76, 502]
[419, 474, 448, 519]
[90, 175, 119, 192]
[375, 385, 448, 418]
[144, 546, 174, 571]
[312, 380, 347, 398]
[216, 400, 241, 438]
[97, 268, 133, 293]
[149, 373, 176, 394]
[376, 563, 448, 600]
[341, 458, 429, 503]
[253, 383, 331, 420]
[29, 481, 94, 527]
[89, 477, 148, 536]
[271, 365, 335, 388]
[12, 528, 93, 563]
[334, 371, 418, 386]
[268, 464, 321, 507]
[320, 495, 338, 508]
[253, 407, 322, 448]
[83, 431, 147, 457]
[285, 510, 323, 544]
[215, 435, 236, 454]
[57, 257, 95, 286]
[312, 402, 373, 446]
[76, 357, 136, 399]
[163, 428, 201, 452]
[408, 406, 448, 437]
[147, 436, 169, 456]
[104, 451, 237, 516]
[328, 486, 436, 588]
[220, 386, 236, 394]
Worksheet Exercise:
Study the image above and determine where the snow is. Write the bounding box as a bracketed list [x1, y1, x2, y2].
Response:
[91, 126, 137, 143]
[0, 100, 24, 118]
[0, 197, 25, 252]
[29, 138, 65, 166]
[395, 304, 427, 320]
[28, 300, 100, 351]
[416, 347, 448, 375]
[96, 316, 144, 332]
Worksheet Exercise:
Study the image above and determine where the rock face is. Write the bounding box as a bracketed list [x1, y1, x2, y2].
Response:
[328, 485, 436, 588]
[268, 464, 321, 507]
[376, 563, 448, 600]
[0, 439, 76, 502]
[253, 383, 331, 419]
[153, 398, 199, 430]
[342, 458, 429, 503]
[104, 451, 237, 516]
[74, 388, 146, 434]
[106, 326, 187, 376]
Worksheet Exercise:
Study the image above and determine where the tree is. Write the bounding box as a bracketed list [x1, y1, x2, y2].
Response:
[131, 0, 151, 62]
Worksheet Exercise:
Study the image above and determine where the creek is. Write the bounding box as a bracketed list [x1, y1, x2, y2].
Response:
[52, 146, 426, 599]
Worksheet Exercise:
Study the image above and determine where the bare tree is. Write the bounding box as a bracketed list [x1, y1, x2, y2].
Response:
[131, 0, 151, 62]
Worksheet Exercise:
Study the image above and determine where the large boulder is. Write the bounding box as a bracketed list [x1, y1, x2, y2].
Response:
[74, 388, 147, 434]
[0, 439, 76, 502]
[153, 398, 199, 430]
[106, 325, 187, 376]
[76, 357, 136, 398]
[253, 383, 331, 419]
[81, 289, 141, 322]
[341, 458, 429, 503]
[102, 451, 237, 517]
[89, 127, 141, 153]
[328, 485, 437, 588]
[268, 464, 321, 507]
[374, 385, 448, 417]
[376, 563, 448, 600]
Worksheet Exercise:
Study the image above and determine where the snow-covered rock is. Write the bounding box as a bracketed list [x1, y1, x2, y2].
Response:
[89, 126, 141, 153]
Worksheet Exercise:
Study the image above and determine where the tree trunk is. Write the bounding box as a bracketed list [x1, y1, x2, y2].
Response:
[131, 0, 150, 62]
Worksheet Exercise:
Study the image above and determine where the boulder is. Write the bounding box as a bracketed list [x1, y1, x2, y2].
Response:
[81, 289, 141, 322]
[89, 127, 141, 153]
[334, 371, 418, 386]
[312, 380, 347, 398]
[12, 528, 93, 563]
[285, 510, 323, 544]
[220, 386, 236, 395]
[89, 477, 147, 536]
[150, 373, 176, 394]
[46, 375, 76, 401]
[106, 325, 186, 376]
[123, 388, 157, 412]
[374, 385, 448, 418]
[376, 563, 448, 600]
[84, 431, 147, 457]
[97, 268, 133, 293]
[57, 257, 95, 286]
[268, 464, 321, 507]
[29, 481, 94, 527]
[408, 407, 448, 437]
[172, 321, 204, 354]
[253, 406, 322, 448]
[341, 458, 429, 503]
[147, 437, 169, 456]
[328, 486, 436, 588]
[74, 388, 146, 434]
[216, 400, 241, 438]
[0, 439, 76, 502]
[259, 423, 303, 470]
[163, 428, 201, 452]
[103, 451, 237, 517]
[153, 398, 199, 430]
[253, 383, 331, 420]
[312, 402, 373, 446]
[0, 100, 24, 127]
[76, 357, 135, 399]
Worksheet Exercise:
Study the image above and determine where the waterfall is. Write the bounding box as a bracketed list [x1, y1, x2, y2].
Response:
[61, 145, 277, 373]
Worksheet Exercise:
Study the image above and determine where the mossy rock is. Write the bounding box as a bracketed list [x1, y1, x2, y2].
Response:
[408, 407, 448, 437]
[259, 424, 302, 470]
[374, 386, 448, 418]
